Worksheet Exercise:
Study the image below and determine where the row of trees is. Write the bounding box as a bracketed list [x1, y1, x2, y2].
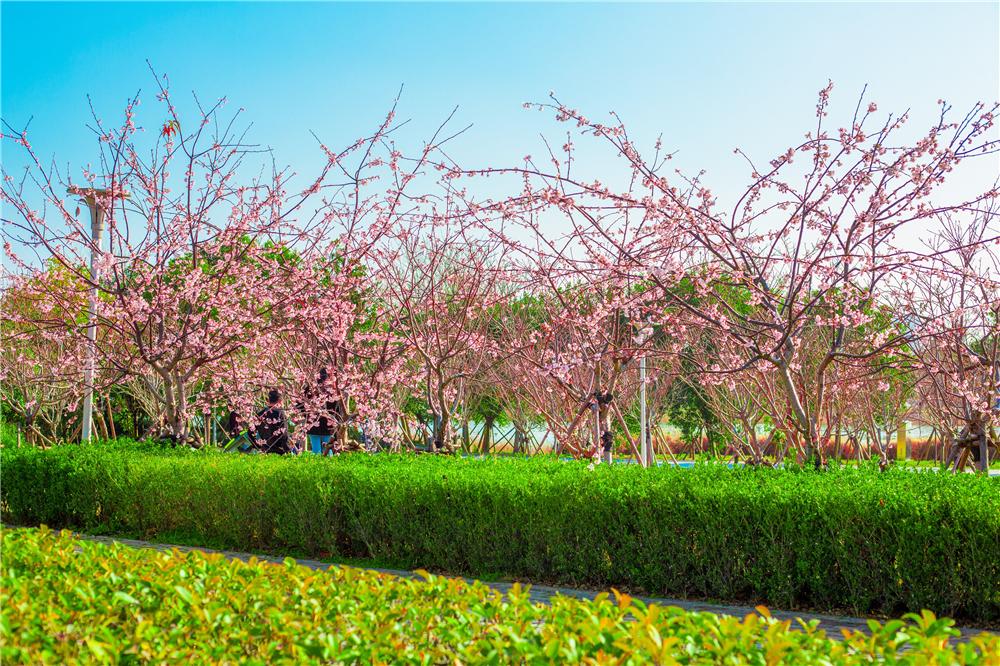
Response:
[3, 77, 998, 469]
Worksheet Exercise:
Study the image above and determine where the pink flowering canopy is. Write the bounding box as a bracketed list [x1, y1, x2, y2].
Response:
[3, 76, 998, 468]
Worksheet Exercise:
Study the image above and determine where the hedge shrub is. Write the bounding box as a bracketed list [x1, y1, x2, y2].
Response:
[4, 527, 999, 664]
[2, 444, 998, 623]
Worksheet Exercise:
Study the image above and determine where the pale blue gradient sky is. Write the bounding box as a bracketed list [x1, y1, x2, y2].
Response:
[2, 2, 999, 218]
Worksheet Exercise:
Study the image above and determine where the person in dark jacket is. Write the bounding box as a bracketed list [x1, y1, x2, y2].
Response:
[225, 409, 242, 440]
[601, 430, 614, 465]
[307, 414, 332, 454]
[304, 368, 335, 455]
[255, 389, 291, 454]
[223, 407, 255, 453]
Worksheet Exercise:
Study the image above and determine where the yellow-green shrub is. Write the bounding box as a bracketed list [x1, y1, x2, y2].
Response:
[2, 527, 998, 664]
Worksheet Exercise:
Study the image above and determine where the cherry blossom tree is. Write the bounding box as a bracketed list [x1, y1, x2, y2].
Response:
[476, 83, 999, 464]
[905, 207, 1000, 471]
[260, 267, 414, 452]
[255, 104, 471, 452]
[1, 73, 448, 444]
[473, 176, 685, 461]
[0, 268, 87, 445]
[496, 279, 662, 459]
[372, 205, 513, 452]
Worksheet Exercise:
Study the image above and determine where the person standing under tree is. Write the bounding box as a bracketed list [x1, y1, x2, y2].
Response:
[255, 389, 292, 454]
[601, 430, 614, 465]
[303, 368, 334, 454]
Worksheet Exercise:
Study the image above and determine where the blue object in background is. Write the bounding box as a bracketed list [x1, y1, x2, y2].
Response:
[309, 434, 331, 455]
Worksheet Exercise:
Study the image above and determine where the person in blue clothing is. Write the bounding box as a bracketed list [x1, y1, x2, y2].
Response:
[304, 368, 334, 455]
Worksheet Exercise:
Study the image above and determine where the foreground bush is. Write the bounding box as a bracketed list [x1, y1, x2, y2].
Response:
[2, 444, 998, 623]
[3, 527, 998, 664]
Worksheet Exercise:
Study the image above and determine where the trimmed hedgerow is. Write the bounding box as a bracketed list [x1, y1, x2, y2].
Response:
[2, 443, 998, 623]
[4, 527, 999, 664]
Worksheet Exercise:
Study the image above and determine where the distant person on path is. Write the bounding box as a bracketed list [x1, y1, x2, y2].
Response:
[255, 389, 292, 455]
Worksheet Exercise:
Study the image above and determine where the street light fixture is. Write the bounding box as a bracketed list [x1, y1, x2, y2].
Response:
[68, 186, 129, 442]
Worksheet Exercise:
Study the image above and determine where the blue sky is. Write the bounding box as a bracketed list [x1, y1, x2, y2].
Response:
[3, 2, 999, 217]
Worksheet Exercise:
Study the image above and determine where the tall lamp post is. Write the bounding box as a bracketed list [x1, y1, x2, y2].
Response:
[69, 186, 127, 441]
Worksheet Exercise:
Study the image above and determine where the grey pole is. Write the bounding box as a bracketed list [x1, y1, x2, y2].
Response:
[594, 401, 602, 463]
[640, 354, 648, 467]
[80, 195, 105, 442]
[636, 322, 654, 468]
[69, 186, 128, 443]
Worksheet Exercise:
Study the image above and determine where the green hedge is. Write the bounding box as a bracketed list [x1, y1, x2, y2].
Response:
[2, 443, 998, 624]
[6, 527, 1000, 664]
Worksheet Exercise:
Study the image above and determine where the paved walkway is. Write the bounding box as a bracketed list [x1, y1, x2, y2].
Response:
[71, 532, 995, 639]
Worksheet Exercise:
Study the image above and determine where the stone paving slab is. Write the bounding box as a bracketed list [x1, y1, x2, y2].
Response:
[69, 532, 996, 640]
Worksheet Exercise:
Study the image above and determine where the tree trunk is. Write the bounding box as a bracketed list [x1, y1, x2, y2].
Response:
[106, 397, 117, 439]
[432, 376, 453, 452]
[977, 432, 990, 473]
[94, 407, 109, 440]
[158, 372, 189, 441]
[335, 422, 349, 451]
[438, 412, 453, 452]
[775, 361, 817, 460]
[512, 421, 526, 454]
[481, 415, 495, 454]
